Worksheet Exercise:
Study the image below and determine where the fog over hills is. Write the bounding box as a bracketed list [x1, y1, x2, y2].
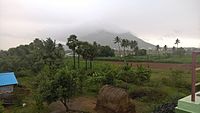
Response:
[76, 30, 155, 50]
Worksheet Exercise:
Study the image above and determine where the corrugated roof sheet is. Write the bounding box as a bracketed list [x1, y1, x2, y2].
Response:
[0, 72, 18, 86]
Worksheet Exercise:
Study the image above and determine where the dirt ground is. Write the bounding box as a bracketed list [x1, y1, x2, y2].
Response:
[49, 96, 97, 113]
[108, 61, 200, 70]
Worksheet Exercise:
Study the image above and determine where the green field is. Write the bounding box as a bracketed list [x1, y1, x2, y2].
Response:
[3, 57, 200, 113]
[95, 55, 200, 64]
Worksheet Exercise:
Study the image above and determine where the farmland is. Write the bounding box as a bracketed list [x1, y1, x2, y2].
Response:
[2, 56, 200, 113]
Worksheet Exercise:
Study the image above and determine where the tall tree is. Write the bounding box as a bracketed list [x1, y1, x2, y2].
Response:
[55, 44, 65, 68]
[175, 38, 180, 49]
[67, 35, 78, 69]
[114, 36, 121, 56]
[129, 40, 138, 55]
[80, 42, 90, 70]
[156, 45, 160, 55]
[76, 41, 83, 69]
[163, 45, 167, 53]
[88, 42, 98, 69]
[121, 39, 129, 56]
[172, 46, 176, 54]
[125, 39, 130, 55]
[43, 38, 64, 70]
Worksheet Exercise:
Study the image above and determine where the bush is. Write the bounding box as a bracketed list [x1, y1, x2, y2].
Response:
[152, 103, 176, 113]
[103, 70, 117, 85]
[117, 69, 135, 83]
[117, 64, 151, 85]
[129, 87, 168, 102]
[135, 65, 151, 84]
[33, 93, 44, 113]
[0, 101, 4, 113]
[86, 72, 106, 92]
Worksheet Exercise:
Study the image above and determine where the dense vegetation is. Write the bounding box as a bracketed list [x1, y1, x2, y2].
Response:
[0, 38, 65, 76]
[0, 36, 199, 113]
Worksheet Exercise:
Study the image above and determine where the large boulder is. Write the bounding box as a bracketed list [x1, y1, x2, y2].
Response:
[95, 85, 136, 113]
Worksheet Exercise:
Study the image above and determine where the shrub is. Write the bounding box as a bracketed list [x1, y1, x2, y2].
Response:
[152, 103, 176, 113]
[135, 65, 151, 84]
[103, 70, 117, 85]
[33, 93, 44, 113]
[117, 69, 135, 83]
[0, 101, 4, 113]
[129, 87, 168, 103]
[86, 72, 106, 92]
[117, 64, 152, 85]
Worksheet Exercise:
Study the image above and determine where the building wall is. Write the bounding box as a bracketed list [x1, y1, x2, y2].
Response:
[0, 85, 13, 93]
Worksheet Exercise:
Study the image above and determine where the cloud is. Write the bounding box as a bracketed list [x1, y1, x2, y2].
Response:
[0, 0, 200, 50]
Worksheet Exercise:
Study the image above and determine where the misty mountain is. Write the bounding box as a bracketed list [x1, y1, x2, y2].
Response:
[77, 30, 155, 50]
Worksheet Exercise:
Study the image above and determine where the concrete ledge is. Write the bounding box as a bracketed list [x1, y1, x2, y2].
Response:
[175, 91, 200, 113]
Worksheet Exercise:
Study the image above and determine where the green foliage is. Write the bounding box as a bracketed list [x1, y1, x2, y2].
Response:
[117, 65, 135, 83]
[114, 36, 122, 56]
[67, 35, 78, 69]
[37, 67, 78, 111]
[97, 45, 115, 57]
[117, 64, 151, 85]
[33, 93, 44, 113]
[84, 64, 118, 92]
[135, 65, 151, 84]
[152, 103, 176, 113]
[176, 47, 185, 56]
[129, 87, 168, 103]
[86, 71, 106, 92]
[161, 69, 189, 89]
[103, 70, 117, 85]
[0, 101, 4, 113]
[0, 38, 65, 76]
[135, 49, 147, 56]
[66, 35, 78, 51]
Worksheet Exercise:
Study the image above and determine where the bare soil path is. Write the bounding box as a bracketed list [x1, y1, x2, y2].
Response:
[49, 96, 97, 113]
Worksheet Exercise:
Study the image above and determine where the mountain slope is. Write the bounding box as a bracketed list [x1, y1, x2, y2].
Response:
[79, 30, 155, 49]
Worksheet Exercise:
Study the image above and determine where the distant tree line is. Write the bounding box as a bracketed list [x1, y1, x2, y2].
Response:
[114, 36, 147, 56]
[155, 38, 185, 56]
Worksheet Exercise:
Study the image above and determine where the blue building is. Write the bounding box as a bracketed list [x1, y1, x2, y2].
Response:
[0, 72, 18, 94]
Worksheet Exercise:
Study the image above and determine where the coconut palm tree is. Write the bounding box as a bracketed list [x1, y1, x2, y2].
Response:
[134, 46, 139, 55]
[175, 38, 180, 49]
[129, 40, 138, 55]
[114, 36, 121, 56]
[172, 46, 176, 54]
[66, 35, 78, 69]
[156, 45, 160, 55]
[125, 39, 130, 55]
[121, 39, 129, 56]
[76, 41, 83, 69]
[88, 42, 98, 69]
[163, 45, 167, 53]
[80, 42, 89, 70]
[156, 45, 160, 51]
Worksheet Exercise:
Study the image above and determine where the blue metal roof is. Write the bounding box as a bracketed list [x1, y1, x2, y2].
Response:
[0, 72, 18, 86]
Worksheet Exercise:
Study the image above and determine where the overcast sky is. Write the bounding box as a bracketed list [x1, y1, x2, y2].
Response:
[0, 0, 200, 50]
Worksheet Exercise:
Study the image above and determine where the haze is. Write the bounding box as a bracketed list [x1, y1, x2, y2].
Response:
[0, 0, 200, 50]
